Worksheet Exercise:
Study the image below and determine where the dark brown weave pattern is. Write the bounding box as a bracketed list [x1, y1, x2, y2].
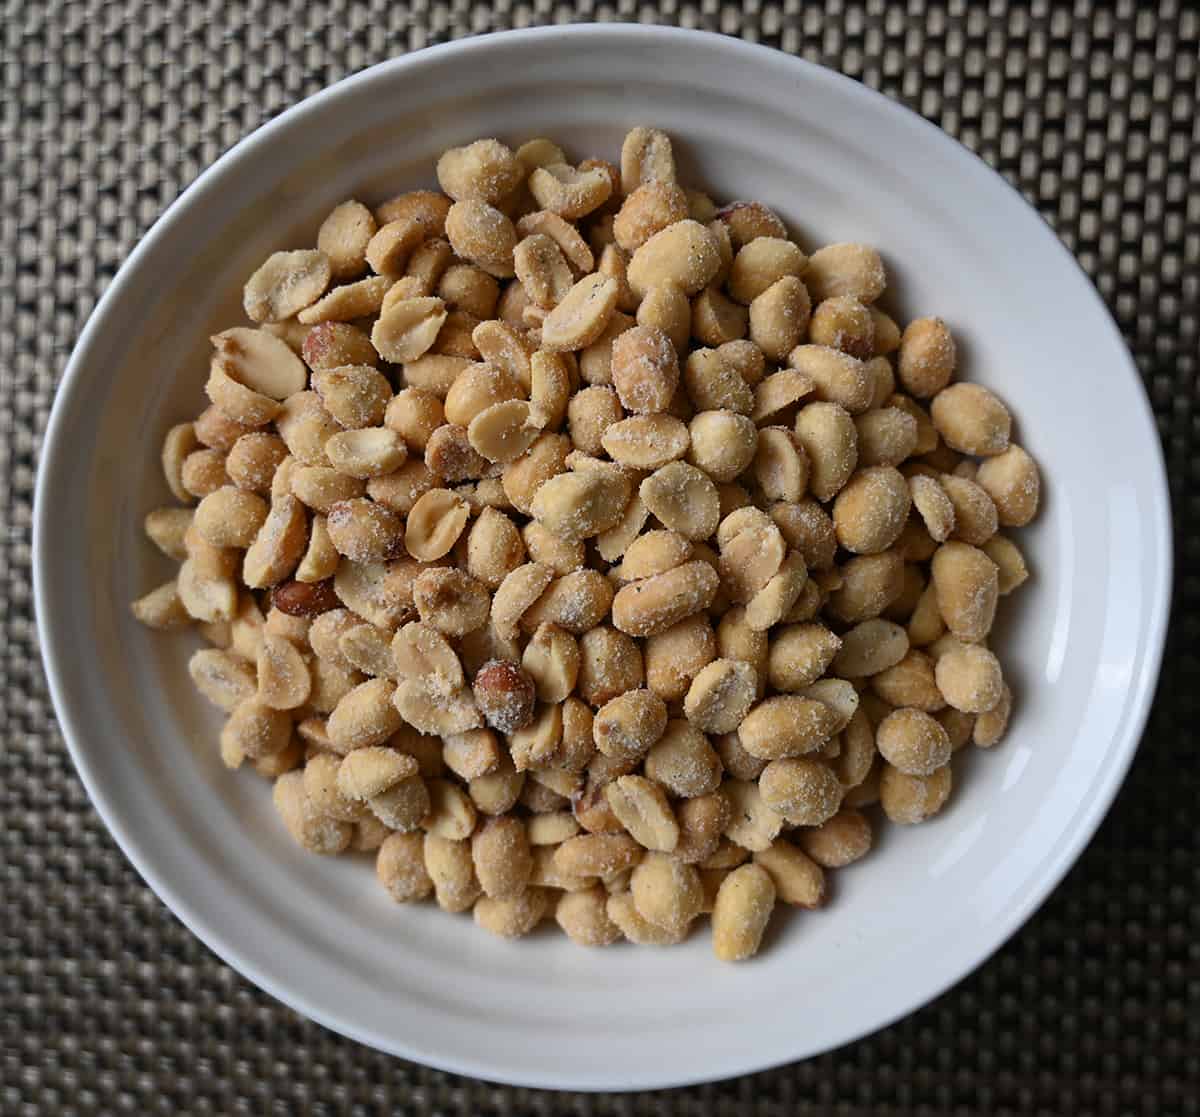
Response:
[3, 2, 1198, 1112]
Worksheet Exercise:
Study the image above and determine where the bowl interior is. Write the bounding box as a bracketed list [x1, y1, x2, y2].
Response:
[35, 26, 1170, 1091]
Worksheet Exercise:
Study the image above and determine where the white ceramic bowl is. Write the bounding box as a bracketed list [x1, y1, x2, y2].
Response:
[35, 25, 1171, 1091]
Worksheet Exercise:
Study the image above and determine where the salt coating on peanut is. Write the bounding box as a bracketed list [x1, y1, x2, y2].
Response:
[134, 123, 1041, 962]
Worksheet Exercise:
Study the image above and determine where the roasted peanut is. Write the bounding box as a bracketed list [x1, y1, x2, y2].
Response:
[445, 199, 517, 278]
[975, 443, 1040, 527]
[712, 863, 775, 961]
[754, 840, 827, 906]
[643, 614, 717, 703]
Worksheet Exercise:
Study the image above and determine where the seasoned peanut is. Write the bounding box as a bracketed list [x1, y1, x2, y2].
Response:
[365, 216, 428, 276]
[752, 369, 815, 427]
[491, 562, 555, 640]
[331, 559, 415, 629]
[643, 719, 722, 799]
[759, 757, 843, 825]
[854, 406, 918, 468]
[748, 275, 811, 361]
[326, 498, 404, 564]
[619, 126, 675, 192]
[898, 316, 956, 398]
[627, 220, 721, 299]
[529, 162, 613, 219]
[556, 886, 621, 946]
[726, 237, 805, 304]
[639, 461, 720, 540]
[975, 443, 1040, 527]
[371, 296, 448, 363]
[930, 382, 1011, 456]
[827, 550, 905, 623]
[983, 535, 1029, 594]
[793, 401, 858, 502]
[301, 321, 378, 371]
[611, 561, 719, 638]
[377, 831, 433, 900]
[370, 773, 432, 831]
[871, 648, 944, 712]
[609, 324, 679, 414]
[798, 808, 873, 868]
[243, 250, 330, 323]
[337, 747, 418, 801]
[188, 648, 256, 711]
[809, 295, 875, 358]
[423, 777, 478, 840]
[445, 199, 517, 278]
[256, 633, 311, 710]
[738, 695, 839, 760]
[474, 888, 551, 938]
[520, 521, 582, 576]
[404, 488, 470, 562]
[194, 405, 254, 452]
[876, 708, 951, 776]
[880, 762, 952, 824]
[593, 689, 668, 762]
[424, 833, 481, 913]
[940, 474, 998, 546]
[193, 487, 269, 550]
[683, 347, 754, 414]
[513, 232, 574, 312]
[242, 495, 307, 589]
[317, 199, 376, 280]
[770, 500, 837, 571]
[683, 658, 758, 735]
[931, 541, 999, 642]
[541, 273, 619, 352]
[437, 138, 522, 204]
[131, 581, 192, 630]
[555, 832, 643, 880]
[468, 399, 540, 464]
[754, 840, 827, 906]
[161, 423, 201, 503]
[712, 863, 775, 961]
[635, 282, 691, 355]
[686, 410, 757, 483]
[221, 698, 292, 762]
[374, 189, 451, 234]
[718, 519, 786, 605]
[805, 243, 886, 303]
[180, 449, 230, 499]
[327, 677, 403, 751]
[442, 728, 502, 782]
[468, 659, 535, 735]
[909, 473, 956, 543]
[832, 466, 912, 555]
[518, 622, 579, 704]
[411, 567, 488, 637]
[934, 642, 1003, 714]
[620, 530, 691, 581]
[274, 771, 352, 855]
[643, 614, 717, 702]
[325, 428, 407, 481]
[530, 468, 630, 543]
[225, 433, 288, 494]
[973, 682, 1012, 749]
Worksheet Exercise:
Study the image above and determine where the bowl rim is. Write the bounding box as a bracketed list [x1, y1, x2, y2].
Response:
[33, 22, 1173, 1090]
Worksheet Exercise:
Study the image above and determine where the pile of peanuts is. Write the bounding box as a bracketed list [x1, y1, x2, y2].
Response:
[132, 127, 1039, 961]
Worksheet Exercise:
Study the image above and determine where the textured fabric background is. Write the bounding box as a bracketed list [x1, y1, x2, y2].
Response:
[4, 1, 1198, 1112]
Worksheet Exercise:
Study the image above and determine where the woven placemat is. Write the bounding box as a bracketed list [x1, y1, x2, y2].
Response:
[4, 2, 1198, 1111]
